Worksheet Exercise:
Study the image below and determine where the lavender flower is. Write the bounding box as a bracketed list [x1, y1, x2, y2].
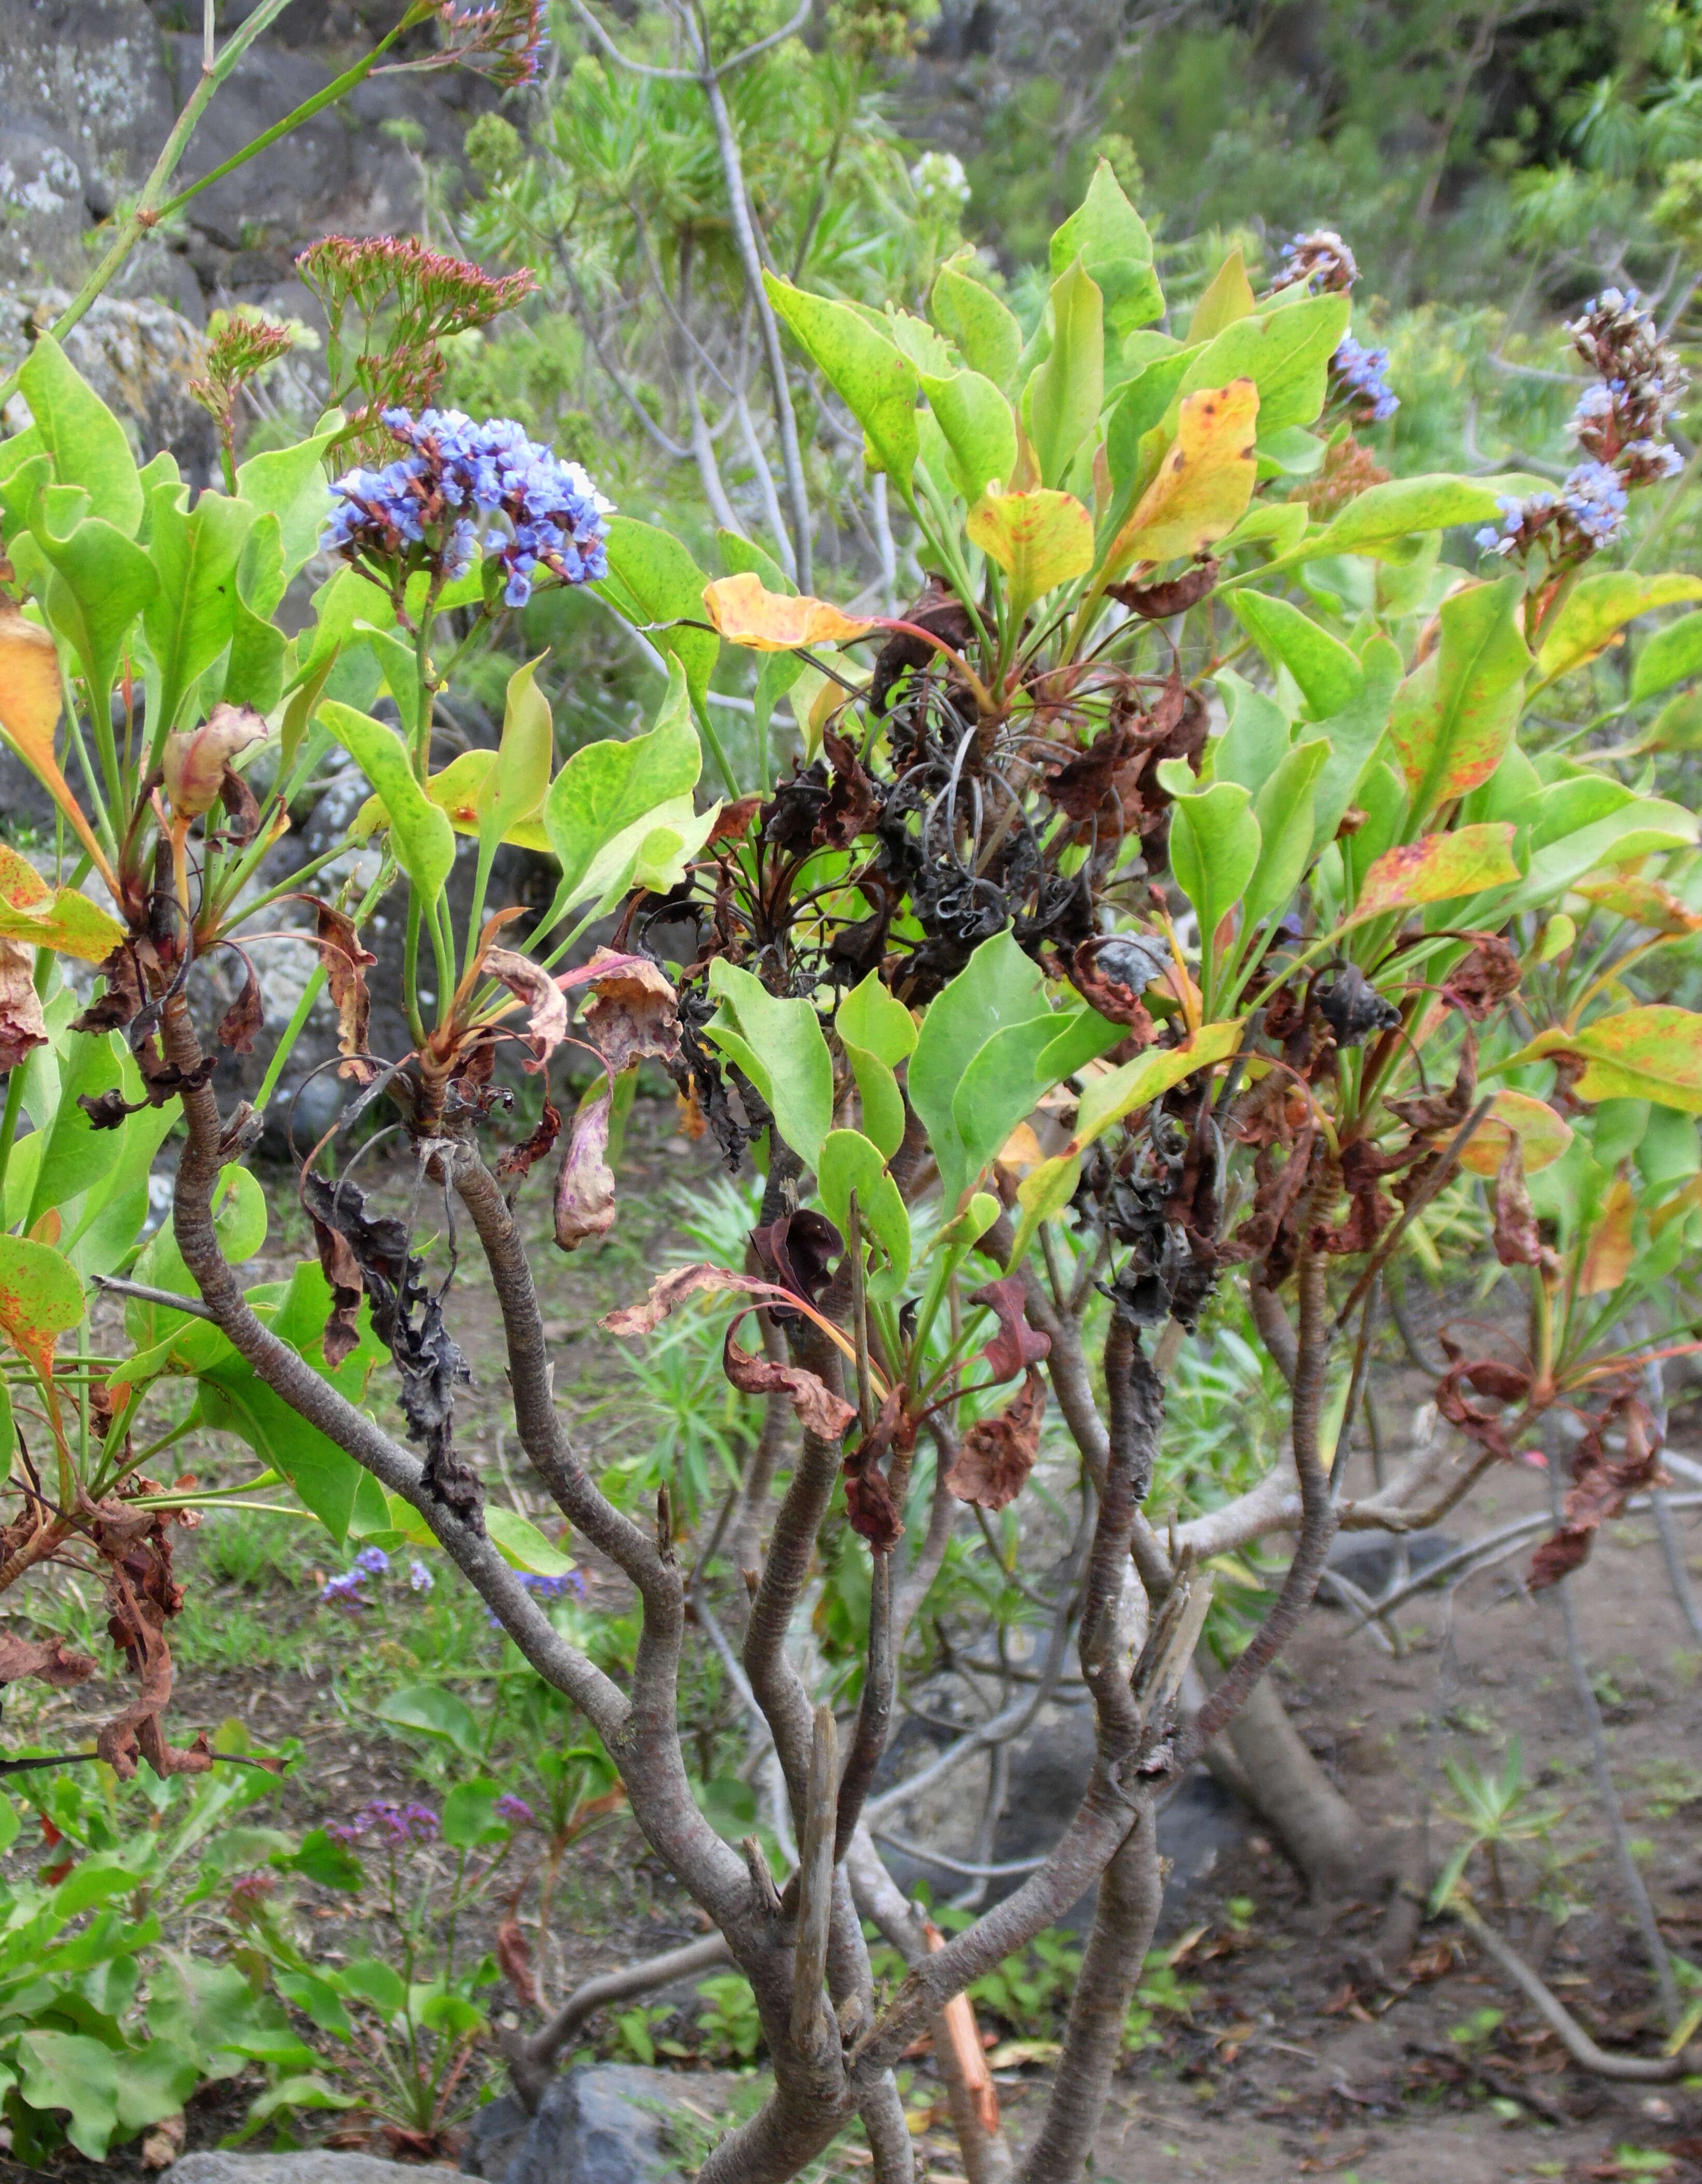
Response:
[354, 1546, 391, 1577]
[495, 1794, 534, 1826]
[320, 1568, 366, 1608]
[1329, 333, 1398, 424]
[322, 408, 613, 610]
[1559, 459, 1629, 547]
[333, 1798, 441, 1848]
[408, 1560, 435, 1593]
[484, 1568, 586, 1628]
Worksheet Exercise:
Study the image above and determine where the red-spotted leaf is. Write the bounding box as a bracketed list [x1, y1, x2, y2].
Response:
[1346, 823, 1520, 926]
[0, 1233, 85, 1378]
[1500, 1005, 1702, 1114]
[1388, 576, 1531, 824]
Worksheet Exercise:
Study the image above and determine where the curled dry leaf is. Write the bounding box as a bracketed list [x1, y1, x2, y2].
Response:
[72, 943, 145, 1036]
[217, 949, 264, 1056]
[312, 902, 378, 1078]
[496, 1916, 539, 2007]
[0, 1632, 97, 1689]
[1490, 1135, 1544, 1269]
[1434, 1334, 1530, 1465]
[0, 937, 47, 1069]
[722, 1321, 856, 1442]
[1443, 933, 1521, 1022]
[842, 1383, 912, 1550]
[1106, 557, 1221, 619]
[751, 1210, 842, 1313]
[944, 1368, 1048, 1511]
[496, 1097, 561, 1184]
[969, 1276, 1051, 1384]
[1528, 1396, 1665, 1590]
[486, 947, 569, 1074]
[162, 703, 268, 818]
[577, 948, 681, 1075]
[554, 1086, 615, 1251]
[602, 1263, 781, 1337]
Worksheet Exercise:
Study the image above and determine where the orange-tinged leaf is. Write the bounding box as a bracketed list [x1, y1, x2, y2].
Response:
[1388, 576, 1530, 823]
[1579, 1176, 1635, 1295]
[1347, 823, 1521, 925]
[1501, 1004, 1702, 1113]
[0, 606, 117, 889]
[1572, 873, 1702, 936]
[0, 844, 49, 918]
[0, 1233, 84, 1381]
[0, 843, 126, 962]
[1457, 1090, 1574, 1177]
[1108, 378, 1260, 573]
[702, 574, 874, 652]
[967, 487, 1094, 620]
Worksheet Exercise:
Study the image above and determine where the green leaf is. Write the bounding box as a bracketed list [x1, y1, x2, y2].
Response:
[718, 528, 796, 594]
[815, 1129, 911, 1299]
[1243, 737, 1328, 932]
[1309, 633, 1402, 850]
[1104, 348, 1199, 494]
[1388, 574, 1531, 827]
[443, 1780, 509, 1850]
[1187, 247, 1256, 340]
[836, 973, 916, 1163]
[218, 515, 287, 712]
[1533, 571, 1702, 691]
[1346, 822, 1523, 925]
[921, 368, 1017, 504]
[1311, 473, 1548, 562]
[1174, 292, 1349, 436]
[484, 1504, 574, 1576]
[1213, 668, 1291, 790]
[19, 2031, 118, 2159]
[340, 1957, 410, 2021]
[909, 929, 1051, 1214]
[478, 652, 554, 867]
[1048, 159, 1163, 332]
[930, 262, 1023, 392]
[272, 1970, 354, 2041]
[595, 516, 721, 719]
[543, 657, 703, 917]
[764, 275, 920, 482]
[1231, 592, 1363, 718]
[35, 513, 157, 724]
[706, 960, 834, 1166]
[952, 1004, 1121, 1192]
[279, 1830, 365, 1893]
[25, 1029, 123, 1232]
[1025, 260, 1104, 489]
[1631, 609, 1702, 702]
[235, 427, 338, 582]
[237, 2076, 359, 2136]
[320, 700, 457, 897]
[376, 1683, 481, 1762]
[140, 480, 256, 738]
[19, 338, 142, 537]
[1168, 781, 1261, 966]
[113, 2039, 201, 2137]
[1501, 1006, 1702, 1114]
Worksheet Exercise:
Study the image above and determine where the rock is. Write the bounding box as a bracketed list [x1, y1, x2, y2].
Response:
[170, 2156, 452, 2184]
[0, 0, 177, 284]
[462, 2065, 673, 2184]
[0, 290, 217, 482]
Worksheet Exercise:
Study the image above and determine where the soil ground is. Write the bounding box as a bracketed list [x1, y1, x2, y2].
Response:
[7, 1094, 1702, 2184]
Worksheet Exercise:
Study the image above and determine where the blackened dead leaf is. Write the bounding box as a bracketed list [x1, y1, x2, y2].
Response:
[816, 728, 879, 850]
[869, 576, 975, 717]
[217, 949, 264, 1056]
[944, 1369, 1048, 1510]
[722, 1321, 856, 1441]
[553, 1086, 615, 1250]
[970, 1276, 1051, 1383]
[1319, 966, 1402, 1048]
[751, 1210, 842, 1314]
[72, 945, 144, 1036]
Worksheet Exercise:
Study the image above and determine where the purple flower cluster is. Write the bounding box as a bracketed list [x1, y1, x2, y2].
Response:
[1329, 333, 1398, 425]
[485, 1568, 585, 1628]
[496, 1793, 534, 1826]
[319, 1544, 398, 1608]
[408, 1559, 435, 1593]
[1476, 284, 1690, 569]
[322, 407, 613, 610]
[436, 0, 548, 88]
[1273, 228, 1359, 295]
[327, 1799, 441, 1849]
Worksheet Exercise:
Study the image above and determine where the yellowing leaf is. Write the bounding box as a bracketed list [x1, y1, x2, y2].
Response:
[1501, 1005, 1702, 1113]
[362, 752, 552, 853]
[967, 487, 1094, 621]
[1579, 1176, 1635, 1296]
[1571, 872, 1702, 936]
[1533, 570, 1702, 691]
[1346, 823, 1521, 925]
[702, 574, 874, 652]
[1187, 248, 1256, 341]
[1456, 1090, 1573, 1177]
[0, 607, 115, 890]
[1107, 379, 1259, 574]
